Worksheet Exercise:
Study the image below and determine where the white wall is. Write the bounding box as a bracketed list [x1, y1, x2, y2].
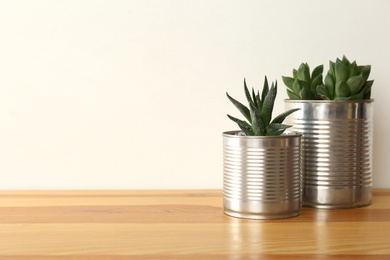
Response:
[0, 0, 389, 189]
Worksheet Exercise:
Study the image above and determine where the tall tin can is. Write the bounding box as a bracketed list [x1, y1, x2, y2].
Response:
[285, 100, 374, 208]
[223, 131, 302, 219]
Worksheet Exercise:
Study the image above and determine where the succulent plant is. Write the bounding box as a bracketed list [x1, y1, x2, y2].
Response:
[226, 76, 300, 136]
[318, 56, 373, 100]
[282, 63, 324, 100]
[282, 56, 374, 100]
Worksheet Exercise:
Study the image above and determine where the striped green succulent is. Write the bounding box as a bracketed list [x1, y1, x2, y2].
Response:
[282, 63, 324, 100]
[318, 56, 373, 100]
[226, 76, 300, 136]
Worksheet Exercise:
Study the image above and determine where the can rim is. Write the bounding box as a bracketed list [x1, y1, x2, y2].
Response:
[222, 130, 302, 138]
[284, 99, 374, 104]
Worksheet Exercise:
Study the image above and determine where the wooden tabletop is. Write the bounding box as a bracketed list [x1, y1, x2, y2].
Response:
[0, 190, 389, 259]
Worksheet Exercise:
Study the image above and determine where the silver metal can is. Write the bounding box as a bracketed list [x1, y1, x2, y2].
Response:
[285, 100, 374, 208]
[223, 131, 302, 219]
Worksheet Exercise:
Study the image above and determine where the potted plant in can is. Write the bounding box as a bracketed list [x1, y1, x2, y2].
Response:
[223, 76, 301, 219]
[283, 56, 374, 209]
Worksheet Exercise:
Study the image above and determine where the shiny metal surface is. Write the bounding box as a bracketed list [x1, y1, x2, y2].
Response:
[285, 100, 374, 208]
[223, 131, 302, 219]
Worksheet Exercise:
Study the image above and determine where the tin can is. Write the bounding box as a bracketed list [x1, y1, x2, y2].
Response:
[285, 100, 374, 208]
[223, 131, 302, 219]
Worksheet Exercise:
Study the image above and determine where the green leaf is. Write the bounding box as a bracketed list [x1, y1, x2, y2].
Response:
[363, 80, 374, 93]
[287, 90, 300, 100]
[249, 102, 265, 136]
[324, 74, 335, 99]
[244, 79, 254, 105]
[261, 76, 269, 103]
[349, 61, 359, 77]
[252, 88, 257, 108]
[342, 55, 351, 66]
[266, 123, 292, 136]
[255, 91, 262, 111]
[362, 80, 374, 99]
[300, 86, 316, 100]
[311, 64, 324, 79]
[317, 84, 331, 100]
[227, 114, 254, 136]
[282, 76, 294, 90]
[346, 75, 364, 95]
[226, 92, 251, 123]
[292, 69, 298, 78]
[335, 81, 350, 98]
[271, 108, 300, 124]
[297, 63, 310, 82]
[349, 91, 364, 100]
[261, 82, 277, 126]
[360, 65, 371, 82]
[311, 74, 323, 89]
[292, 79, 302, 94]
[335, 61, 349, 82]
[329, 61, 336, 77]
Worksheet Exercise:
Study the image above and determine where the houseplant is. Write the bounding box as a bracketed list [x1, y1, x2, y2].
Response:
[223, 76, 301, 219]
[283, 56, 374, 208]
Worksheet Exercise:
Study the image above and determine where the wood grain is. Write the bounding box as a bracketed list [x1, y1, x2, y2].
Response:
[0, 190, 389, 259]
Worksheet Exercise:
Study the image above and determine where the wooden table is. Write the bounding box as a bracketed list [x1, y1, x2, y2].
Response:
[0, 190, 389, 259]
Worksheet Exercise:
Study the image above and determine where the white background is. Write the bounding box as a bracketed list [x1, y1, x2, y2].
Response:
[0, 0, 389, 189]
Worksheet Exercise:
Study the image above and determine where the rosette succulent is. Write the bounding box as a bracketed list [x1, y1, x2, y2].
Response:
[226, 76, 300, 136]
[282, 55, 373, 100]
[318, 56, 373, 100]
[282, 63, 324, 100]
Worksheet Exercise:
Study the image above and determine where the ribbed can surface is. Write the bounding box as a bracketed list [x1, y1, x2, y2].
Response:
[285, 100, 373, 208]
[223, 131, 302, 219]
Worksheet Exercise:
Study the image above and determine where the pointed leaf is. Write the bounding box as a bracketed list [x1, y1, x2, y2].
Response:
[300, 86, 316, 100]
[335, 61, 349, 82]
[362, 80, 374, 99]
[227, 114, 254, 136]
[249, 102, 265, 136]
[282, 76, 295, 90]
[335, 81, 350, 98]
[311, 74, 323, 89]
[360, 65, 371, 82]
[292, 79, 302, 94]
[324, 74, 335, 99]
[287, 90, 301, 100]
[329, 61, 336, 77]
[349, 91, 364, 100]
[252, 88, 258, 108]
[317, 84, 331, 100]
[226, 92, 251, 123]
[271, 108, 300, 124]
[261, 82, 277, 126]
[266, 123, 292, 136]
[342, 55, 351, 66]
[292, 69, 298, 78]
[349, 61, 359, 77]
[346, 75, 364, 95]
[311, 64, 324, 79]
[297, 63, 310, 82]
[261, 76, 269, 104]
[244, 79, 253, 104]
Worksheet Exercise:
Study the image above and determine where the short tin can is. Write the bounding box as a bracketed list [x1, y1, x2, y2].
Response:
[223, 131, 302, 219]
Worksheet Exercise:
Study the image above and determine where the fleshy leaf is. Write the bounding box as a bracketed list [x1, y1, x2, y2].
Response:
[261, 82, 277, 126]
[271, 108, 301, 124]
[282, 76, 294, 90]
[346, 75, 364, 95]
[335, 81, 350, 97]
[227, 114, 254, 136]
[226, 92, 251, 123]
